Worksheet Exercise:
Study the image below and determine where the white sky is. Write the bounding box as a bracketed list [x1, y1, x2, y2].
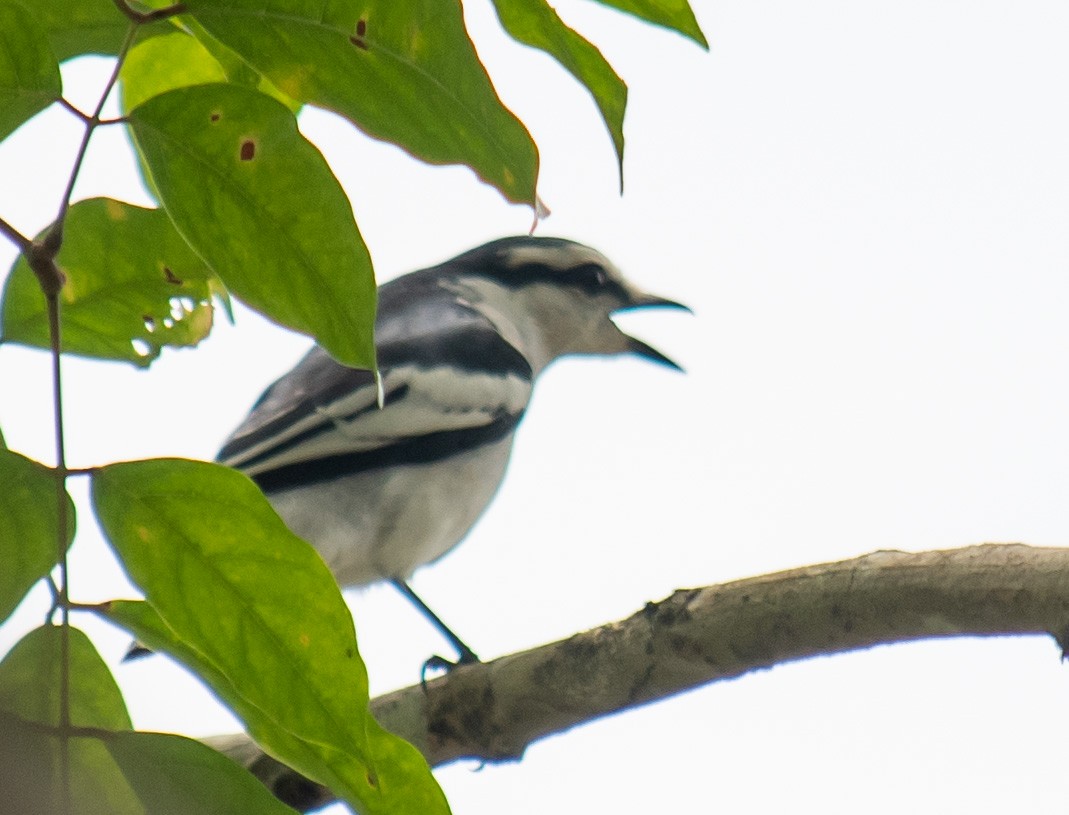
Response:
[2, 0, 1069, 812]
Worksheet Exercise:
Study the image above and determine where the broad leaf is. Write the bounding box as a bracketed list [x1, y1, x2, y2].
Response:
[120, 31, 229, 113]
[19, 0, 133, 61]
[0, 626, 140, 815]
[1, 198, 217, 366]
[0, 625, 130, 730]
[108, 731, 300, 815]
[0, 711, 54, 815]
[109, 600, 450, 815]
[0, 1, 62, 143]
[181, 17, 301, 112]
[184, 0, 539, 206]
[92, 458, 448, 815]
[127, 84, 376, 370]
[0, 450, 74, 624]
[121, 29, 296, 115]
[107, 599, 351, 805]
[590, 0, 709, 49]
[491, 0, 627, 189]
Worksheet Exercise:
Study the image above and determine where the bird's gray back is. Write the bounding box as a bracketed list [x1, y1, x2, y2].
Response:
[218, 268, 534, 492]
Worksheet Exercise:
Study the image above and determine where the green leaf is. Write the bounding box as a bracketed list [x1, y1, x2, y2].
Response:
[491, 0, 627, 190]
[0, 625, 131, 729]
[1, 198, 218, 366]
[126, 84, 376, 369]
[19, 0, 132, 61]
[0, 1, 62, 142]
[92, 459, 448, 815]
[0, 626, 141, 815]
[110, 603, 448, 815]
[107, 731, 301, 815]
[0, 710, 55, 815]
[120, 29, 297, 116]
[0, 449, 74, 624]
[183, 17, 302, 112]
[107, 599, 350, 804]
[184, 0, 539, 206]
[590, 0, 709, 49]
[120, 31, 229, 113]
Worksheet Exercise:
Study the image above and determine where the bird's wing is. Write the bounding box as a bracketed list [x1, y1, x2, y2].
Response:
[218, 273, 534, 493]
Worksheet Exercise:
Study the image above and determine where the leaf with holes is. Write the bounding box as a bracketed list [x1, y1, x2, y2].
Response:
[0, 1, 62, 143]
[0, 450, 75, 624]
[0, 198, 217, 366]
[183, 0, 538, 206]
[127, 83, 376, 370]
[92, 459, 447, 815]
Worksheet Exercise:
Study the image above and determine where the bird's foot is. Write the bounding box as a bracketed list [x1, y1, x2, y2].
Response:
[420, 647, 480, 687]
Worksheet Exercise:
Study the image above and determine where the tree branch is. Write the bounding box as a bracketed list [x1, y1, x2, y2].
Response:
[206, 543, 1069, 811]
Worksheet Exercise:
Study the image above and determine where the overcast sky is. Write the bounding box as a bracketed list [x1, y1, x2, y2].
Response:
[3, 0, 1069, 812]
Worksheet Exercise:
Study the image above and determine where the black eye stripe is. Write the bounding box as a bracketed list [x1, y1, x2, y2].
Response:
[468, 260, 623, 298]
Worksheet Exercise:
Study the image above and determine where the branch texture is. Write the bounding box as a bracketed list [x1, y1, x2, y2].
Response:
[209, 544, 1069, 811]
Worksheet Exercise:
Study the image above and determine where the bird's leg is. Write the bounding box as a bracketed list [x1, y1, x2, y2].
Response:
[390, 578, 480, 668]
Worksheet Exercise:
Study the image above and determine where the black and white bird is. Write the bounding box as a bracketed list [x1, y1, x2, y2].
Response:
[218, 236, 687, 665]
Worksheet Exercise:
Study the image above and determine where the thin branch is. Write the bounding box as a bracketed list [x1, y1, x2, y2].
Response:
[0, 215, 31, 252]
[47, 292, 71, 815]
[56, 97, 91, 124]
[52, 24, 138, 237]
[207, 544, 1069, 812]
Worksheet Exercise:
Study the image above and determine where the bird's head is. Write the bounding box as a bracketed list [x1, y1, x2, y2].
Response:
[448, 236, 689, 374]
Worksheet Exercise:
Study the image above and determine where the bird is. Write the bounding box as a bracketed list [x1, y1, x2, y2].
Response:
[216, 236, 688, 666]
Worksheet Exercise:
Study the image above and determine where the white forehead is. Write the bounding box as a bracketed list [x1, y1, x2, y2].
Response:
[501, 242, 623, 277]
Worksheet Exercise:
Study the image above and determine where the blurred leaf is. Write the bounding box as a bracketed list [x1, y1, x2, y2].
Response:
[0, 1, 62, 143]
[0, 425, 6, 448]
[184, 0, 539, 206]
[0, 449, 74, 624]
[127, 84, 376, 369]
[92, 459, 448, 815]
[0, 711, 54, 815]
[590, 0, 708, 49]
[491, 0, 626, 189]
[0, 626, 140, 815]
[108, 731, 301, 815]
[1, 198, 217, 366]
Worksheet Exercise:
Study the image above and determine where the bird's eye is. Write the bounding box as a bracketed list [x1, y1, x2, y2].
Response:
[568, 263, 609, 290]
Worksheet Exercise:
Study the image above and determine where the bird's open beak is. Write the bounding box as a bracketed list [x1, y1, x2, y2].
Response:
[616, 291, 691, 372]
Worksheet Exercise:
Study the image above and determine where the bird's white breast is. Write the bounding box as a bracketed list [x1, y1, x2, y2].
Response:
[265, 435, 515, 586]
